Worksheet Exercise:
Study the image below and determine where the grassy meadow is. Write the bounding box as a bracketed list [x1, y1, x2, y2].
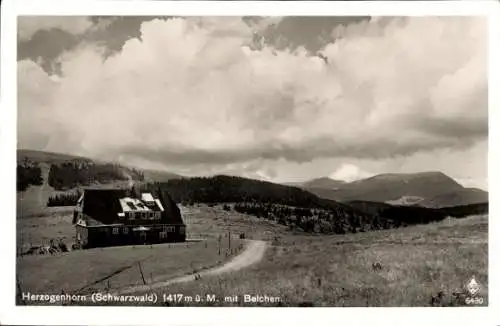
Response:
[17, 237, 245, 298]
[142, 214, 488, 307]
[16, 203, 279, 301]
[180, 204, 292, 240]
[16, 190, 487, 307]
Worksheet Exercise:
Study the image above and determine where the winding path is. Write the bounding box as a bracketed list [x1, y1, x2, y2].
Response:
[113, 240, 267, 295]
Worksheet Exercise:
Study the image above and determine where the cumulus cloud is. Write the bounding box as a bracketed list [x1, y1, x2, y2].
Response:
[18, 16, 95, 41]
[329, 163, 373, 182]
[18, 16, 487, 174]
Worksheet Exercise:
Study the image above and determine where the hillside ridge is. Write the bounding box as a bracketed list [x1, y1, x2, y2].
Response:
[288, 171, 486, 208]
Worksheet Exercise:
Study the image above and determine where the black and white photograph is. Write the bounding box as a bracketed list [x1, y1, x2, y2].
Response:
[2, 1, 496, 321]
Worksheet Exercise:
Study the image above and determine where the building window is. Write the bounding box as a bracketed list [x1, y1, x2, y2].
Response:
[112, 227, 119, 235]
[129, 212, 135, 220]
[159, 231, 167, 239]
[155, 212, 161, 220]
[163, 226, 175, 233]
[123, 227, 129, 234]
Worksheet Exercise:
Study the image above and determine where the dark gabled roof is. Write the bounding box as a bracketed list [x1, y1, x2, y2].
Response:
[79, 186, 184, 226]
[82, 188, 128, 224]
[158, 187, 185, 225]
[148, 200, 163, 212]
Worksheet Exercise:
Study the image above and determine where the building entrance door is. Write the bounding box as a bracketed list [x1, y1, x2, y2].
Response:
[140, 231, 147, 244]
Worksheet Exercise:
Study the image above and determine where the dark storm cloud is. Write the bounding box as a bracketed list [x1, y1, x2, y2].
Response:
[260, 16, 370, 52]
[18, 15, 372, 75]
[18, 16, 171, 74]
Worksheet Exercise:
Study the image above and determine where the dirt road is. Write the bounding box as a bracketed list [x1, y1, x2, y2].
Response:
[113, 240, 267, 295]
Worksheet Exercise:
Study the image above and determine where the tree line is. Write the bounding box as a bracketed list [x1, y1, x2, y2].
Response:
[47, 161, 144, 190]
[157, 175, 346, 210]
[41, 173, 488, 236]
[153, 176, 489, 235]
[232, 202, 402, 234]
[230, 201, 487, 235]
[17, 159, 43, 191]
[47, 190, 82, 207]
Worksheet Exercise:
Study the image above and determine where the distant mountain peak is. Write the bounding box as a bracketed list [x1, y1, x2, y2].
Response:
[310, 176, 343, 182]
[298, 170, 475, 206]
[301, 177, 346, 189]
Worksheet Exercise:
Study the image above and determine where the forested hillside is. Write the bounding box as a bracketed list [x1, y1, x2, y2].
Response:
[145, 176, 489, 235]
[47, 161, 144, 190]
[156, 175, 344, 210]
[17, 159, 44, 191]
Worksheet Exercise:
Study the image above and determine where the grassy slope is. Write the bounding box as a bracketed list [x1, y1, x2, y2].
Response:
[16, 163, 74, 218]
[17, 204, 487, 307]
[17, 238, 244, 296]
[17, 203, 292, 251]
[16, 149, 181, 218]
[418, 188, 489, 208]
[17, 214, 76, 251]
[150, 214, 488, 307]
[17, 150, 94, 218]
[16, 205, 293, 300]
[180, 204, 294, 241]
[17, 150, 94, 164]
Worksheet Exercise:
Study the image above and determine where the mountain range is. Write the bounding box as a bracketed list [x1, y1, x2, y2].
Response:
[17, 149, 488, 209]
[287, 172, 488, 208]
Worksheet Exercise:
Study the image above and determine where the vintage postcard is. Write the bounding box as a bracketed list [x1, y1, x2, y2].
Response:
[1, 0, 498, 325]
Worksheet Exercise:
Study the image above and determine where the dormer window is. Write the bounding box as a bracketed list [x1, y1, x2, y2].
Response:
[141, 193, 156, 206]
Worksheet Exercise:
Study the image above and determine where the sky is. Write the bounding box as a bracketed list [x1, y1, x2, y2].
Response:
[17, 16, 488, 190]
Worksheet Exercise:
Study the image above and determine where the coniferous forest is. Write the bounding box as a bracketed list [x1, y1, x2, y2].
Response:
[149, 176, 489, 235]
[47, 161, 144, 190]
[18, 162, 488, 235]
[47, 190, 82, 207]
[17, 159, 43, 191]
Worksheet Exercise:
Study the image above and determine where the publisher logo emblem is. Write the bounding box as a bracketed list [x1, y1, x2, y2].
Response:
[466, 276, 480, 297]
[464, 276, 484, 305]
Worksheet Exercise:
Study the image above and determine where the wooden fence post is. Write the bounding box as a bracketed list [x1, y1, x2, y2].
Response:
[16, 278, 25, 305]
[138, 262, 147, 285]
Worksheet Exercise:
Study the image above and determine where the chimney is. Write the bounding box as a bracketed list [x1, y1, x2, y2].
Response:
[126, 173, 134, 189]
